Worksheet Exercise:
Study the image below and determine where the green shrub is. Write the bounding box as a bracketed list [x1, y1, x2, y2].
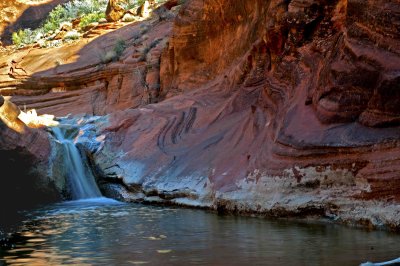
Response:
[63, 30, 80, 40]
[11, 29, 39, 46]
[100, 50, 117, 63]
[12, 0, 167, 48]
[114, 39, 126, 58]
[43, 5, 70, 33]
[42, 0, 108, 34]
[79, 12, 106, 28]
[12, 31, 22, 46]
[99, 39, 127, 64]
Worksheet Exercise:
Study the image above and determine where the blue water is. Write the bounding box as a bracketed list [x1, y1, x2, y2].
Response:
[0, 198, 399, 265]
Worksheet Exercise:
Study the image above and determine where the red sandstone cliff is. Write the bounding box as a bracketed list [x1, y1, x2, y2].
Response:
[95, 0, 400, 230]
[1, 0, 400, 230]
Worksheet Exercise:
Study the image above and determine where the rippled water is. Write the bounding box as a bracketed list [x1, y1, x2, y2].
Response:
[0, 198, 399, 266]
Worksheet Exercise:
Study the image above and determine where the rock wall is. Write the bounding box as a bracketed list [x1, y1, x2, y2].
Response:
[0, 11, 176, 116]
[1, 0, 399, 230]
[90, 0, 400, 230]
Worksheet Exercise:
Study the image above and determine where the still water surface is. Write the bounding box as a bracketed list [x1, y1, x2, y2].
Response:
[0, 198, 399, 266]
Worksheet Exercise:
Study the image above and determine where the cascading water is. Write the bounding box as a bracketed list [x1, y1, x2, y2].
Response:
[52, 126, 102, 200]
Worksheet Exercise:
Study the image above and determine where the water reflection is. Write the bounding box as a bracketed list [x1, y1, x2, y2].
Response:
[1, 198, 399, 265]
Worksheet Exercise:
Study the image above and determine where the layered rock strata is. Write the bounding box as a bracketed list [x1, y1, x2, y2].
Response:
[1, 0, 400, 230]
[91, 0, 400, 230]
[0, 9, 176, 116]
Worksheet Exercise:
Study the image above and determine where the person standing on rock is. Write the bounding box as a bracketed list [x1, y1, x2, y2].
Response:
[8, 59, 27, 76]
[8, 59, 16, 75]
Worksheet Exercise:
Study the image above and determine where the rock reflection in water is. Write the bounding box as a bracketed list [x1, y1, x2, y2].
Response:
[1, 198, 399, 265]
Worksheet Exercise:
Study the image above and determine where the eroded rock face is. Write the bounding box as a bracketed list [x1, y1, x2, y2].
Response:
[1, 0, 400, 230]
[313, 0, 400, 127]
[91, 0, 400, 230]
[0, 6, 176, 116]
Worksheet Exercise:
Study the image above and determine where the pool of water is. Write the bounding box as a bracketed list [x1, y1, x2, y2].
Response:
[0, 198, 399, 265]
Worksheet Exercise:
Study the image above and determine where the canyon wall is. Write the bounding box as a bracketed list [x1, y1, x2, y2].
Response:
[0, 8, 176, 116]
[1, 0, 399, 230]
[91, 0, 400, 230]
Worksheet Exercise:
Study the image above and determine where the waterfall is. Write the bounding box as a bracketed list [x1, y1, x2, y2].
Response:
[52, 127, 102, 200]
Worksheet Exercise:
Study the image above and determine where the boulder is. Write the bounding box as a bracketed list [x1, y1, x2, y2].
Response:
[71, 18, 81, 29]
[122, 13, 136, 22]
[0, 98, 24, 133]
[98, 18, 108, 24]
[53, 30, 66, 40]
[60, 22, 73, 32]
[137, 1, 151, 18]
[82, 22, 99, 32]
[106, 0, 125, 22]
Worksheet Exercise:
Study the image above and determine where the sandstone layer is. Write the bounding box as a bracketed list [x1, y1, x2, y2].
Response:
[93, 0, 400, 231]
[0, 7, 176, 116]
[1, 0, 400, 231]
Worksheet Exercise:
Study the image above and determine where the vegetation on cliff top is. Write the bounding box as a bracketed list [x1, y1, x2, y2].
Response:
[11, 0, 151, 48]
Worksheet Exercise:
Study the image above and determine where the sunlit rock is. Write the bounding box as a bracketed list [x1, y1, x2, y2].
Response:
[137, 1, 151, 18]
[122, 13, 136, 22]
[0, 96, 59, 131]
[18, 109, 59, 128]
[0, 97, 25, 133]
[106, 0, 125, 22]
